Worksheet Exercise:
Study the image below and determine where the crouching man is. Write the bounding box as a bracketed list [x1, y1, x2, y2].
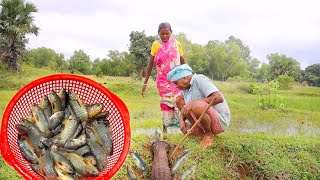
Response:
[167, 64, 231, 148]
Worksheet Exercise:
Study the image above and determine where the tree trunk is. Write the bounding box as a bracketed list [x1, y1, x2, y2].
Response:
[6, 43, 19, 70]
[140, 65, 146, 78]
[8, 55, 18, 70]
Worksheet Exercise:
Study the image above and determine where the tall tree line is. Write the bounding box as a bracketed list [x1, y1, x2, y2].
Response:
[1, 1, 319, 86]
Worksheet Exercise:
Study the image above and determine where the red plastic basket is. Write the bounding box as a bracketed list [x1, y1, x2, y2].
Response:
[0, 74, 131, 180]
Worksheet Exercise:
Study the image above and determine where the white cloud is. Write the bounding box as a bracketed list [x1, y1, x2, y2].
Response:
[27, 0, 320, 69]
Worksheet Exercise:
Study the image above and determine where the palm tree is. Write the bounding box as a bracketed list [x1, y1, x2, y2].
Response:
[0, 0, 39, 70]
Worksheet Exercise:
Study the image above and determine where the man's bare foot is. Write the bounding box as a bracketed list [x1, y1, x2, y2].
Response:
[200, 134, 213, 148]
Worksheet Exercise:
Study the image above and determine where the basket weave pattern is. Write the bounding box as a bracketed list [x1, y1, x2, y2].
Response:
[0, 75, 130, 180]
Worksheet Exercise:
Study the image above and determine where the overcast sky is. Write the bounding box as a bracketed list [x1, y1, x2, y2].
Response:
[27, 0, 320, 69]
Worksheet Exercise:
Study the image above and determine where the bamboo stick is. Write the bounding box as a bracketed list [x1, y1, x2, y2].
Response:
[170, 96, 217, 159]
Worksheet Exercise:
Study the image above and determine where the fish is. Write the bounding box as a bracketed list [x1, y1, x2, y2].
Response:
[126, 164, 137, 180]
[56, 115, 79, 146]
[30, 163, 41, 175]
[32, 103, 52, 137]
[58, 87, 68, 110]
[67, 152, 99, 177]
[85, 126, 100, 143]
[94, 111, 109, 119]
[155, 127, 163, 141]
[91, 119, 113, 155]
[87, 103, 104, 118]
[49, 90, 63, 113]
[15, 124, 28, 136]
[71, 124, 83, 139]
[48, 111, 65, 130]
[64, 105, 72, 120]
[17, 136, 38, 164]
[26, 111, 35, 123]
[20, 119, 49, 149]
[51, 149, 74, 174]
[87, 136, 108, 171]
[181, 163, 196, 180]
[68, 90, 88, 123]
[65, 134, 87, 151]
[55, 166, 76, 180]
[74, 145, 91, 156]
[40, 95, 52, 120]
[15, 90, 116, 179]
[39, 148, 58, 178]
[131, 152, 147, 173]
[52, 124, 63, 136]
[84, 155, 97, 166]
[171, 150, 190, 174]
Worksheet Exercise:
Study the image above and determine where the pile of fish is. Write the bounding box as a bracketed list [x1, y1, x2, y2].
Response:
[15, 88, 113, 179]
[126, 128, 197, 180]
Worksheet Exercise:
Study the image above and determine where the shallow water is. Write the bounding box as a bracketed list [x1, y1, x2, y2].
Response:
[133, 124, 320, 136]
[133, 127, 182, 136]
[234, 124, 320, 136]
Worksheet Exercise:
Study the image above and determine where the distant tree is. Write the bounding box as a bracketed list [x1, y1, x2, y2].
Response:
[204, 40, 249, 80]
[92, 58, 102, 77]
[108, 50, 134, 76]
[54, 53, 68, 72]
[129, 31, 155, 77]
[122, 52, 136, 76]
[98, 58, 112, 75]
[304, 63, 320, 86]
[203, 40, 220, 79]
[225, 36, 251, 62]
[175, 32, 207, 74]
[174, 32, 192, 57]
[256, 63, 271, 82]
[22, 47, 67, 71]
[69, 50, 91, 74]
[267, 53, 301, 80]
[248, 58, 261, 79]
[187, 43, 207, 74]
[0, 0, 39, 70]
[305, 63, 320, 77]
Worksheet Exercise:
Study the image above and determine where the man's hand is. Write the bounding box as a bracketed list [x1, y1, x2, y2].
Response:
[180, 116, 188, 134]
[141, 84, 147, 97]
[181, 103, 192, 116]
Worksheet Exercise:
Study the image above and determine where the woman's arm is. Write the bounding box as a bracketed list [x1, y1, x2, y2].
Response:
[144, 55, 155, 84]
[141, 55, 155, 97]
[180, 56, 186, 64]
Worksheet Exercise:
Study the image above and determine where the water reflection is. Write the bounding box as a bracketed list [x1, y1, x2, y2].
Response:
[133, 124, 320, 136]
[133, 127, 182, 136]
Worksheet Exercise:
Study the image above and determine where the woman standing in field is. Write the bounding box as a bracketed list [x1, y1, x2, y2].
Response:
[141, 22, 187, 132]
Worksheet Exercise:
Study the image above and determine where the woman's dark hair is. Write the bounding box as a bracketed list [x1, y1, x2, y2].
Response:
[158, 22, 172, 33]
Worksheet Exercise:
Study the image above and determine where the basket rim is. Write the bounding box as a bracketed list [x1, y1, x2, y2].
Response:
[0, 74, 131, 180]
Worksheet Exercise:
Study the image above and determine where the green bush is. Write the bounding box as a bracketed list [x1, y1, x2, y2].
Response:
[277, 74, 294, 89]
[250, 80, 284, 109]
[301, 81, 308, 86]
[237, 83, 251, 93]
[94, 67, 103, 77]
[0, 60, 8, 72]
[249, 83, 260, 95]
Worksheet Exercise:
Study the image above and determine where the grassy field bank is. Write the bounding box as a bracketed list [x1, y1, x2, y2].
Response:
[0, 65, 319, 179]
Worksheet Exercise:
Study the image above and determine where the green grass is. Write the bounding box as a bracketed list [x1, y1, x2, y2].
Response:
[0, 65, 319, 179]
[0, 64, 58, 90]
